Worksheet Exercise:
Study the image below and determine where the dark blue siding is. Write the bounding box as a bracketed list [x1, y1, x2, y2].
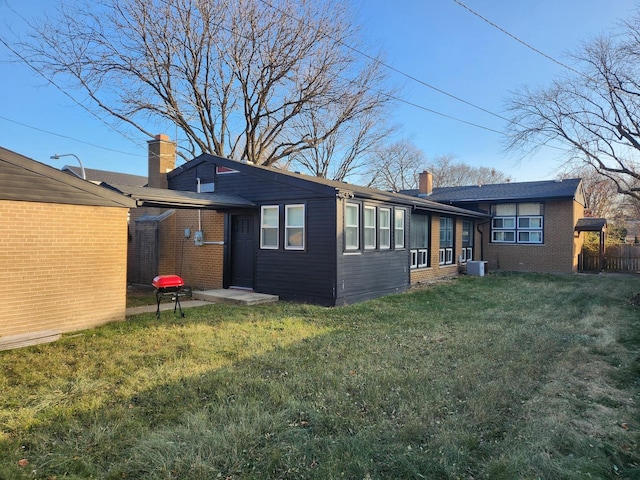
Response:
[336, 250, 410, 305]
[255, 198, 337, 305]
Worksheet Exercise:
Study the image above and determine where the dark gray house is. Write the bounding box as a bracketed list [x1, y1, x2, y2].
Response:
[164, 154, 489, 305]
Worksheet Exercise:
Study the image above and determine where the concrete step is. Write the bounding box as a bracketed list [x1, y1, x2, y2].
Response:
[192, 289, 279, 306]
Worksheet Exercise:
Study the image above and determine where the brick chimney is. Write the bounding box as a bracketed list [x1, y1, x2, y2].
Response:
[418, 170, 433, 197]
[147, 134, 176, 189]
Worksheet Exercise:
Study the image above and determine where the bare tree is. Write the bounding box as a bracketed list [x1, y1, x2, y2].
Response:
[362, 143, 511, 192]
[506, 12, 640, 200]
[426, 155, 511, 188]
[363, 139, 427, 191]
[6, 0, 394, 167]
[285, 92, 393, 181]
[560, 164, 624, 219]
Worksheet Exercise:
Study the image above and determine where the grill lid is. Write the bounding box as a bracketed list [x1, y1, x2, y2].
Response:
[152, 275, 185, 289]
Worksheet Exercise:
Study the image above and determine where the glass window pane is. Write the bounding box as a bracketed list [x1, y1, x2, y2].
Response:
[262, 228, 278, 247]
[263, 207, 278, 226]
[287, 228, 304, 247]
[379, 208, 390, 249]
[411, 214, 429, 249]
[286, 205, 304, 226]
[261, 206, 279, 249]
[395, 209, 405, 248]
[364, 207, 375, 227]
[346, 204, 358, 225]
[346, 227, 358, 249]
[519, 203, 542, 215]
[494, 203, 517, 216]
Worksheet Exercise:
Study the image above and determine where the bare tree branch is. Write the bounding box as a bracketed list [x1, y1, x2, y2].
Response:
[506, 19, 640, 200]
[7, 0, 395, 169]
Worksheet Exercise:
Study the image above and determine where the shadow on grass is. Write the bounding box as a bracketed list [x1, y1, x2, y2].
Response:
[1, 273, 639, 479]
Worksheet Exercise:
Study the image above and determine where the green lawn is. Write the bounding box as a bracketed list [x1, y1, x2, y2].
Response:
[1, 273, 638, 479]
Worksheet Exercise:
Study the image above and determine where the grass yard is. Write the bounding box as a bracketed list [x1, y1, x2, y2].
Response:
[0, 272, 638, 479]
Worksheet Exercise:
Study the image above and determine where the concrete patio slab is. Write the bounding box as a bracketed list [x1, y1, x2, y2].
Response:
[192, 289, 279, 305]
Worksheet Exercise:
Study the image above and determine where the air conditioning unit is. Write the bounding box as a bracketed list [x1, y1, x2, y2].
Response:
[467, 260, 485, 277]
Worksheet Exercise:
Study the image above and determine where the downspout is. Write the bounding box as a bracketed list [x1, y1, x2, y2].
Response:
[476, 219, 491, 261]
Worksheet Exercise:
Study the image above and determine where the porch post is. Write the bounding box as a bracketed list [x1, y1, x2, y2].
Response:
[599, 229, 606, 271]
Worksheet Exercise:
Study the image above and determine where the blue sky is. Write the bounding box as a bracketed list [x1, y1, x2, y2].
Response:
[0, 0, 636, 181]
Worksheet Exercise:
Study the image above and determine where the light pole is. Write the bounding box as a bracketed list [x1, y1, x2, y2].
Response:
[50, 153, 86, 180]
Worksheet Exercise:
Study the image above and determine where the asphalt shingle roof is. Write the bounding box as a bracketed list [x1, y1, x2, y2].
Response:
[105, 184, 255, 209]
[0, 146, 135, 208]
[405, 178, 583, 203]
[171, 154, 491, 219]
[62, 166, 148, 187]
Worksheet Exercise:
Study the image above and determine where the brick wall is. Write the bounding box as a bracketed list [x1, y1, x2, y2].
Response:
[0, 200, 130, 338]
[479, 199, 581, 273]
[128, 207, 225, 289]
[164, 209, 225, 289]
[410, 214, 461, 284]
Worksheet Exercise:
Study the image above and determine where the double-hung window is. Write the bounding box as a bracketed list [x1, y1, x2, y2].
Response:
[410, 214, 429, 268]
[394, 209, 405, 249]
[285, 204, 305, 250]
[439, 216, 454, 265]
[379, 208, 391, 249]
[345, 203, 359, 250]
[364, 206, 376, 250]
[492, 203, 543, 244]
[260, 205, 279, 249]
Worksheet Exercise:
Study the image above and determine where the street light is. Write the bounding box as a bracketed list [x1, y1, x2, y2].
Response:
[50, 153, 86, 180]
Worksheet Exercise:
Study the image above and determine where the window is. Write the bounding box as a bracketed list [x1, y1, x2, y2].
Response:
[439, 216, 454, 265]
[379, 208, 391, 249]
[491, 203, 543, 244]
[345, 203, 359, 250]
[410, 214, 429, 268]
[260, 205, 279, 249]
[364, 206, 376, 250]
[461, 220, 473, 263]
[285, 204, 305, 250]
[394, 209, 405, 249]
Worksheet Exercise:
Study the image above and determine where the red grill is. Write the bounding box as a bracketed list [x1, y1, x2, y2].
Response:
[152, 275, 185, 319]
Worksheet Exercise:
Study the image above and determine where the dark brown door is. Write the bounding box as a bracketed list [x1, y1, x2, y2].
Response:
[134, 220, 159, 284]
[230, 215, 255, 288]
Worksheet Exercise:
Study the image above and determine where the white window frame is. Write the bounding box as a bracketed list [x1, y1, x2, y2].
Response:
[410, 248, 429, 269]
[517, 216, 543, 229]
[492, 217, 516, 229]
[379, 208, 391, 249]
[518, 230, 543, 244]
[285, 204, 305, 250]
[345, 203, 360, 250]
[364, 206, 376, 250]
[492, 203, 544, 244]
[410, 249, 419, 269]
[439, 247, 454, 265]
[260, 205, 279, 249]
[492, 231, 516, 243]
[394, 209, 405, 249]
[418, 248, 428, 267]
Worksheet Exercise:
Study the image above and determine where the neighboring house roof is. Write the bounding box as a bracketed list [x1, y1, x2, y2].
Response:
[0, 146, 136, 208]
[575, 218, 607, 232]
[62, 165, 148, 187]
[104, 183, 256, 209]
[404, 178, 584, 204]
[169, 155, 491, 219]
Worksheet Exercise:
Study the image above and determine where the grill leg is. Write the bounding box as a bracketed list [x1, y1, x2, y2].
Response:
[173, 293, 184, 317]
[155, 291, 162, 319]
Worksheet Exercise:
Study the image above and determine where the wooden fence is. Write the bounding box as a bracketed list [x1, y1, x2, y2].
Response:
[580, 245, 640, 272]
